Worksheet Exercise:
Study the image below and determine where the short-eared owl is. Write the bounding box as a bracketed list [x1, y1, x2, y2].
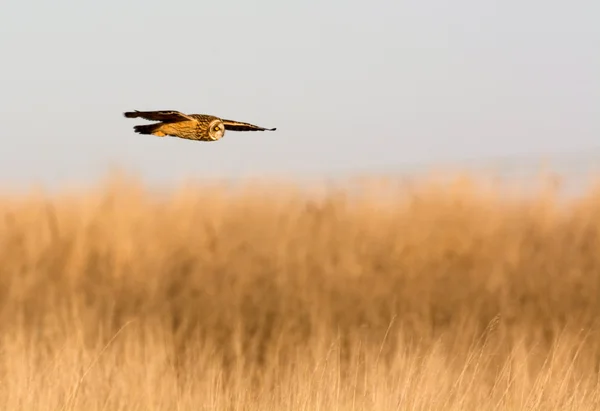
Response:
[123, 110, 276, 142]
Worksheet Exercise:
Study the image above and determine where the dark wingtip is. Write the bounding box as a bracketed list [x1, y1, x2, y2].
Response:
[123, 110, 138, 118]
[269, 127, 277, 131]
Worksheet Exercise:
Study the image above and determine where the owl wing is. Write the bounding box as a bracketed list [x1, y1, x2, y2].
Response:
[123, 110, 196, 123]
[221, 119, 277, 132]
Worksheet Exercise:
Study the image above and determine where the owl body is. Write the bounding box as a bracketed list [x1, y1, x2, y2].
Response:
[123, 110, 276, 142]
[149, 114, 224, 141]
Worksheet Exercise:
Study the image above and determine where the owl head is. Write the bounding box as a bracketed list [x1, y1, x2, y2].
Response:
[208, 119, 225, 141]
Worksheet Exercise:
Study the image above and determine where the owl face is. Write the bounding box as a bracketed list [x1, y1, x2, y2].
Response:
[208, 119, 225, 141]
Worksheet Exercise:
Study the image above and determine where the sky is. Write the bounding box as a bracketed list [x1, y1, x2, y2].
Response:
[0, 0, 598, 189]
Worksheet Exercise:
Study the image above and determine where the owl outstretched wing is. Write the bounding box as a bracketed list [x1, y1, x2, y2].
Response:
[123, 110, 196, 123]
[221, 119, 277, 132]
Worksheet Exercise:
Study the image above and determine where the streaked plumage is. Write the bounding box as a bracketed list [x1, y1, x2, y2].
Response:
[123, 110, 276, 142]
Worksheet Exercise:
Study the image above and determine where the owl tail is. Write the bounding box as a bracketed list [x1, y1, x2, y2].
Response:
[133, 123, 166, 137]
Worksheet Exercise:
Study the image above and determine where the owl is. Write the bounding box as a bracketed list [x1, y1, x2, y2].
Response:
[123, 110, 276, 142]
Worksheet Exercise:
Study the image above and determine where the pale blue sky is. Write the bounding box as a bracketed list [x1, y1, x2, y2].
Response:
[0, 0, 598, 188]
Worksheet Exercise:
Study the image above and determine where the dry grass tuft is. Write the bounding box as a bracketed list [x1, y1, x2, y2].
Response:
[1, 171, 600, 410]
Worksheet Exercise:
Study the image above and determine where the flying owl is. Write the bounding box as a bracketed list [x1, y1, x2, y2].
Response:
[123, 110, 276, 142]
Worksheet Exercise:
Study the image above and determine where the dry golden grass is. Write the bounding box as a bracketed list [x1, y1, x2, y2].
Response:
[2, 171, 600, 410]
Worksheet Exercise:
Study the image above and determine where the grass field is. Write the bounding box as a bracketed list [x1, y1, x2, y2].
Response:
[1, 172, 600, 410]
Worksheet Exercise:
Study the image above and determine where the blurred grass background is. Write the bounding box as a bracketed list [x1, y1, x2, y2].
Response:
[1, 171, 600, 410]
